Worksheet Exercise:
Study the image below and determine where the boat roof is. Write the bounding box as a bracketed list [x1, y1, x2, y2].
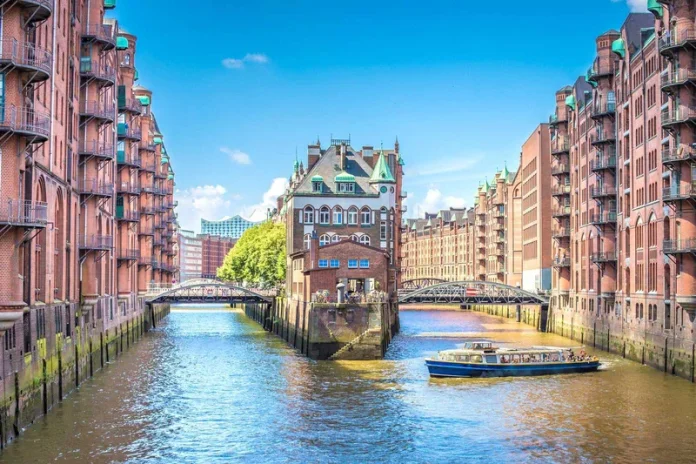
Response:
[441, 347, 568, 355]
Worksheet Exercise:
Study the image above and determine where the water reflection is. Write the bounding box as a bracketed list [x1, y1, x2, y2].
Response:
[1, 307, 696, 463]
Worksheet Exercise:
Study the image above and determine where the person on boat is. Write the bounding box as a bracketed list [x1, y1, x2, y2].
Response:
[579, 349, 587, 360]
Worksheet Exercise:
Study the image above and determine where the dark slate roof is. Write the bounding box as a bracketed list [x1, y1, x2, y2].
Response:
[622, 13, 655, 56]
[293, 145, 380, 196]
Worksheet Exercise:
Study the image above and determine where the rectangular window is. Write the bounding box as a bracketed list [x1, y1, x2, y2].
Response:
[330, 259, 340, 268]
[348, 259, 358, 269]
[312, 182, 322, 193]
[348, 210, 358, 225]
[380, 221, 387, 240]
[361, 210, 371, 225]
[318, 259, 328, 268]
[359, 259, 370, 269]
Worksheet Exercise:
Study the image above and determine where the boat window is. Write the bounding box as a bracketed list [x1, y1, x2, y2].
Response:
[470, 355, 483, 363]
[485, 355, 497, 364]
[456, 355, 469, 362]
[511, 354, 521, 363]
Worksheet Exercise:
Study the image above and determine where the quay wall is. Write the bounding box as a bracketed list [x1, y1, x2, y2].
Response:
[469, 303, 695, 382]
[0, 301, 170, 448]
[243, 298, 399, 360]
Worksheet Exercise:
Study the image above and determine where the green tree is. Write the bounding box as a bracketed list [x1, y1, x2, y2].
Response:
[217, 221, 286, 287]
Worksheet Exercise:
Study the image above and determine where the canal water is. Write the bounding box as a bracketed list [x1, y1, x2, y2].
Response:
[2, 306, 696, 463]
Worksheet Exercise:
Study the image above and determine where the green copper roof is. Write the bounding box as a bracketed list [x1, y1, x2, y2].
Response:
[585, 68, 598, 88]
[411, 222, 417, 230]
[153, 136, 163, 145]
[450, 213, 457, 222]
[167, 174, 175, 181]
[311, 175, 324, 182]
[335, 171, 355, 182]
[398, 154, 405, 166]
[612, 38, 625, 58]
[134, 69, 139, 81]
[161, 156, 169, 165]
[116, 36, 129, 50]
[161, 146, 167, 155]
[136, 95, 150, 106]
[648, 0, 663, 18]
[369, 151, 396, 183]
[501, 163, 510, 180]
[565, 94, 576, 111]
[482, 179, 490, 193]
[293, 159, 299, 172]
[104, 0, 116, 9]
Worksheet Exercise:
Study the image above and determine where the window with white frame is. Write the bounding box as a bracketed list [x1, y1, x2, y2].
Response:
[318, 259, 328, 268]
[359, 259, 370, 269]
[303, 234, 311, 250]
[331, 235, 341, 243]
[360, 207, 371, 225]
[380, 221, 387, 240]
[312, 182, 322, 193]
[359, 235, 370, 246]
[351, 234, 359, 242]
[348, 259, 358, 268]
[330, 259, 340, 268]
[319, 234, 330, 246]
[338, 182, 355, 193]
[303, 206, 314, 223]
[333, 207, 343, 224]
[347, 207, 358, 225]
[319, 206, 330, 224]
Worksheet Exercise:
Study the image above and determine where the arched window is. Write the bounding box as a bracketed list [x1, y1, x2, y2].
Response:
[360, 207, 371, 225]
[303, 206, 314, 224]
[648, 213, 657, 248]
[347, 207, 358, 225]
[124, 53, 131, 66]
[359, 235, 370, 246]
[333, 206, 343, 225]
[303, 234, 311, 250]
[331, 234, 341, 243]
[319, 234, 330, 246]
[319, 206, 330, 224]
[350, 234, 359, 242]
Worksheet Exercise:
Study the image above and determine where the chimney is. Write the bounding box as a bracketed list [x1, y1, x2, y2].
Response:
[340, 143, 347, 170]
[309, 230, 319, 269]
[362, 145, 374, 168]
[307, 143, 321, 170]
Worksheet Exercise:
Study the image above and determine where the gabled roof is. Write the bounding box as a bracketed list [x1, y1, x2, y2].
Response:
[369, 151, 396, 184]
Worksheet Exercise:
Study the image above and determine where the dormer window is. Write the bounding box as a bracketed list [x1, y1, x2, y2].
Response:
[335, 171, 356, 193]
[311, 175, 323, 193]
[338, 182, 355, 193]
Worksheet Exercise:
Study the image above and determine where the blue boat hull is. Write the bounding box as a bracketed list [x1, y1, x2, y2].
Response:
[426, 359, 600, 378]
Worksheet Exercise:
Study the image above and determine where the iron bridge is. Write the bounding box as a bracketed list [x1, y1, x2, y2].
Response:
[398, 281, 549, 305]
[399, 278, 447, 290]
[147, 281, 274, 304]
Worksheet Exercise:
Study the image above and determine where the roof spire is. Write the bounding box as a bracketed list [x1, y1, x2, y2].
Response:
[293, 148, 299, 172]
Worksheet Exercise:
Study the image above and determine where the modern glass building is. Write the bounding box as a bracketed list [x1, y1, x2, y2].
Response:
[201, 215, 258, 239]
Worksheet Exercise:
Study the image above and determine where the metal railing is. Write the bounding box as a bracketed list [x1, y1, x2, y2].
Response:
[590, 186, 617, 198]
[661, 107, 696, 125]
[116, 209, 140, 222]
[141, 206, 157, 215]
[0, 199, 48, 226]
[590, 155, 617, 171]
[80, 100, 115, 120]
[139, 141, 156, 152]
[116, 182, 141, 195]
[593, 125, 616, 144]
[0, 38, 52, 75]
[553, 257, 571, 267]
[139, 225, 155, 235]
[662, 147, 696, 164]
[663, 239, 696, 254]
[663, 185, 696, 201]
[553, 228, 570, 238]
[589, 211, 617, 225]
[79, 234, 113, 250]
[117, 249, 140, 260]
[79, 59, 116, 83]
[0, 105, 50, 137]
[80, 140, 114, 158]
[661, 68, 696, 88]
[78, 179, 113, 196]
[591, 101, 616, 117]
[551, 136, 569, 154]
[118, 97, 143, 114]
[591, 252, 617, 263]
[552, 164, 570, 175]
[117, 151, 141, 167]
[552, 184, 571, 196]
[82, 23, 116, 45]
[552, 206, 571, 217]
[118, 123, 141, 140]
[659, 28, 696, 52]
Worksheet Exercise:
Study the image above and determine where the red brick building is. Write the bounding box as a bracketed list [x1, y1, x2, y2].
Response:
[201, 235, 237, 279]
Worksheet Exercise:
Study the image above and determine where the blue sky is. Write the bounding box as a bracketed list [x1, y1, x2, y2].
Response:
[111, 0, 645, 232]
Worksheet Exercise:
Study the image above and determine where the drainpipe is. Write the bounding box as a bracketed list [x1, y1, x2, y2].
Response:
[49, 3, 57, 168]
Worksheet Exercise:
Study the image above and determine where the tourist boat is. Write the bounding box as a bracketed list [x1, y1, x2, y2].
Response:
[425, 341, 600, 378]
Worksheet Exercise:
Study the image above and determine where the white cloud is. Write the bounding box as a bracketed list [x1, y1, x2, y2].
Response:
[612, 0, 647, 12]
[175, 185, 241, 232]
[220, 147, 252, 165]
[411, 189, 467, 219]
[240, 177, 289, 222]
[222, 53, 270, 69]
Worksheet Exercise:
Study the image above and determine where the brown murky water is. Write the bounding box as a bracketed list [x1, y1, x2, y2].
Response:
[1, 307, 695, 463]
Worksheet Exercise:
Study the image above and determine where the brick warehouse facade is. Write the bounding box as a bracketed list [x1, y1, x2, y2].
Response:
[0, 0, 177, 442]
[201, 234, 236, 279]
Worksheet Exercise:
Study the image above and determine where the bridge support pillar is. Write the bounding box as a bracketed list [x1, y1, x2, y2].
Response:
[516, 304, 521, 322]
[539, 303, 549, 333]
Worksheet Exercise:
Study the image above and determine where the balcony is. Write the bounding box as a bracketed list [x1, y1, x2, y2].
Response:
[0, 39, 52, 83]
[79, 141, 114, 160]
[552, 257, 571, 268]
[154, 171, 167, 180]
[138, 256, 157, 267]
[0, 199, 48, 228]
[0, 106, 50, 142]
[551, 163, 570, 176]
[79, 234, 113, 251]
[591, 252, 617, 264]
[587, 62, 614, 82]
[662, 146, 696, 166]
[78, 180, 113, 197]
[590, 155, 616, 172]
[589, 211, 617, 226]
[492, 222, 504, 231]
[116, 181, 141, 195]
[590, 186, 617, 199]
[80, 100, 115, 122]
[551, 184, 571, 197]
[139, 141, 157, 152]
[663, 239, 696, 255]
[15, 0, 53, 23]
[590, 101, 616, 120]
[493, 209, 505, 218]
[141, 206, 157, 216]
[115, 207, 140, 222]
[117, 123, 142, 141]
[79, 59, 116, 87]
[659, 28, 696, 56]
[154, 237, 166, 248]
[154, 187, 169, 196]
[400, 190, 408, 199]
[663, 185, 696, 202]
[661, 68, 696, 92]
[140, 161, 156, 172]
[117, 150, 141, 168]
[552, 206, 571, 218]
[138, 224, 155, 236]
[549, 113, 567, 127]
[493, 233, 505, 244]
[591, 126, 616, 146]
[551, 137, 570, 155]
[82, 23, 116, 50]
[117, 249, 140, 262]
[661, 107, 696, 128]
[552, 228, 570, 239]
[118, 96, 143, 115]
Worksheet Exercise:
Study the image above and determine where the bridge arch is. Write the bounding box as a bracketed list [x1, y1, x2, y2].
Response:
[399, 278, 447, 290]
[398, 281, 549, 305]
[147, 282, 273, 304]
